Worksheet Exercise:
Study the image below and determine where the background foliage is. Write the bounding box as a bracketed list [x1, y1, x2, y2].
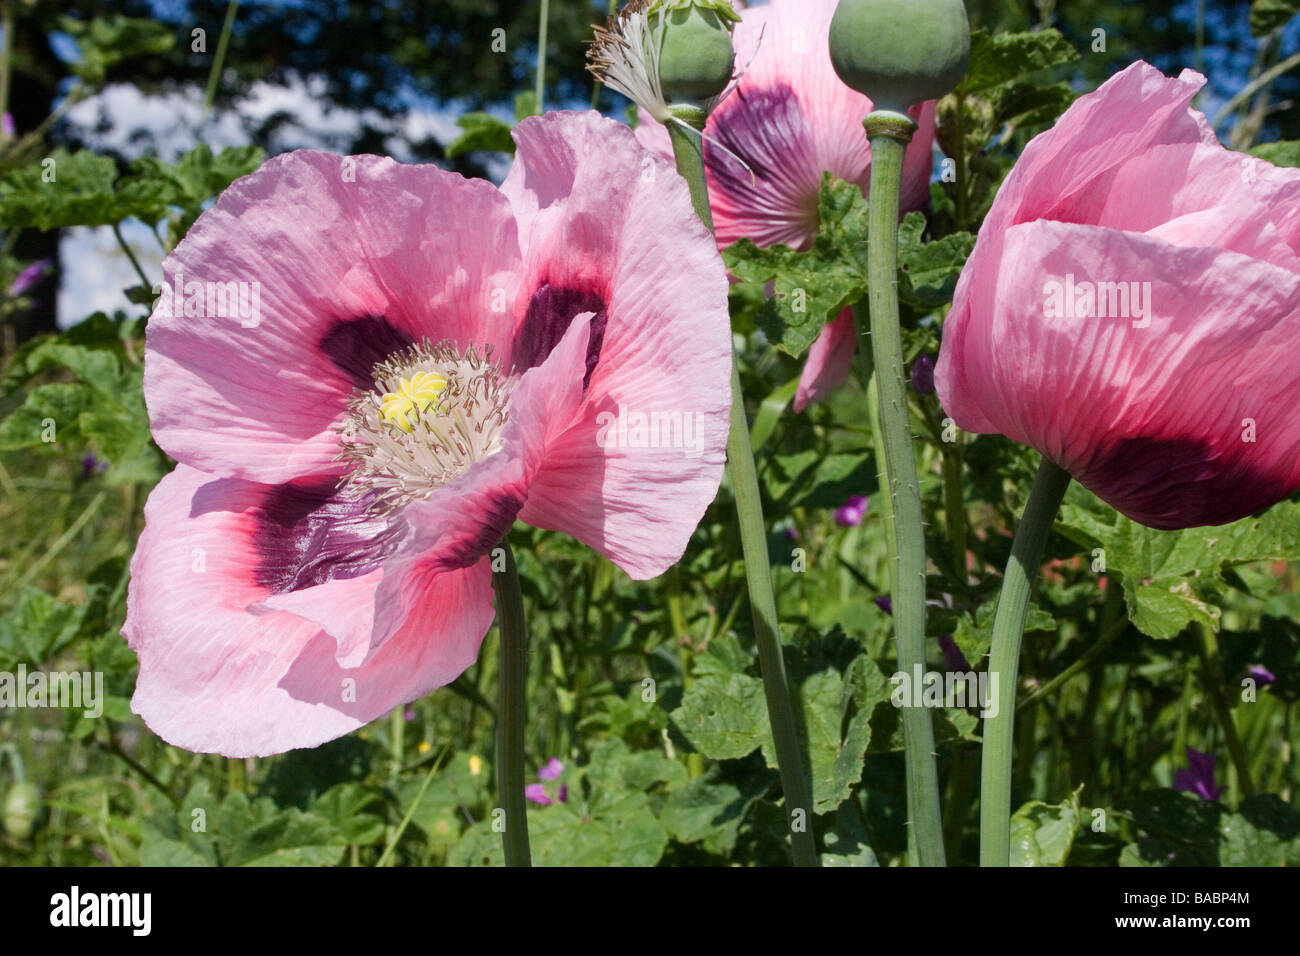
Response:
[1, 0, 1299, 867]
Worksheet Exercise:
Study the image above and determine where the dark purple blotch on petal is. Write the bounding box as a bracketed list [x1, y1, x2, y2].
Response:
[250, 477, 404, 593]
[515, 283, 607, 388]
[320, 315, 415, 391]
[874, 596, 892, 615]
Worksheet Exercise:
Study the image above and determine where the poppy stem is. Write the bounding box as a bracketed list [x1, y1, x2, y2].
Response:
[667, 106, 819, 867]
[492, 538, 532, 866]
[859, 112, 946, 866]
[979, 456, 1070, 866]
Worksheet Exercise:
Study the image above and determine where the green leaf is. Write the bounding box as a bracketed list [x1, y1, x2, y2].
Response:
[1250, 140, 1300, 167]
[961, 29, 1080, 94]
[761, 656, 893, 814]
[897, 212, 976, 308]
[59, 16, 175, 84]
[309, 783, 386, 846]
[0, 383, 95, 450]
[0, 589, 85, 666]
[0, 150, 125, 230]
[1219, 795, 1300, 865]
[661, 772, 757, 854]
[764, 449, 876, 510]
[953, 599, 1055, 665]
[444, 113, 517, 158]
[215, 793, 348, 867]
[1250, 0, 1300, 36]
[671, 672, 768, 760]
[1009, 785, 1083, 866]
[722, 176, 870, 357]
[822, 803, 880, 866]
[1057, 497, 1300, 638]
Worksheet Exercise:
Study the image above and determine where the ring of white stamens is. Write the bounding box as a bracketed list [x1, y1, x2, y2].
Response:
[337, 341, 511, 513]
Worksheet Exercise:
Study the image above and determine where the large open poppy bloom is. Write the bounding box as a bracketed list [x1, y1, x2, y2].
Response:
[125, 111, 732, 756]
[633, 0, 936, 412]
[936, 62, 1300, 529]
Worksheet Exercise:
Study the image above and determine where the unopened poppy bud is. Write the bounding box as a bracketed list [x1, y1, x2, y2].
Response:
[650, 1, 739, 104]
[828, 0, 970, 114]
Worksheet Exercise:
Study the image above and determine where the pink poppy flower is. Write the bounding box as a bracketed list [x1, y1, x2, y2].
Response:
[936, 62, 1300, 529]
[633, 0, 936, 412]
[124, 111, 732, 757]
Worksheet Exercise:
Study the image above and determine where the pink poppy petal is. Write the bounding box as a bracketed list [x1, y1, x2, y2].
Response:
[794, 308, 858, 412]
[503, 112, 732, 579]
[125, 465, 494, 756]
[937, 218, 1300, 528]
[145, 150, 525, 484]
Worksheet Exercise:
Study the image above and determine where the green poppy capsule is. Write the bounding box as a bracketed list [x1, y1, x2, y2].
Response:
[649, 0, 739, 104]
[828, 0, 971, 114]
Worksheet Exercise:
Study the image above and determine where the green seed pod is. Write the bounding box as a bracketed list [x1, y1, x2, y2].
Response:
[829, 0, 971, 114]
[3, 782, 40, 840]
[649, 1, 739, 104]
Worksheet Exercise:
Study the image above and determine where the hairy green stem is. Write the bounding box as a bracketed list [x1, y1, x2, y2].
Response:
[667, 108, 818, 867]
[860, 113, 945, 866]
[492, 538, 532, 866]
[979, 457, 1070, 866]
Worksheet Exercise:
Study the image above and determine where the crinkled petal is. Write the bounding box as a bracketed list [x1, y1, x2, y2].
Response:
[124, 465, 494, 756]
[937, 219, 1300, 528]
[145, 150, 524, 484]
[502, 111, 732, 579]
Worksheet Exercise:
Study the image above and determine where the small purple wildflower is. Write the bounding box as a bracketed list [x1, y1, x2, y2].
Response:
[8, 259, 51, 297]
[1, 113, 13, 138]
[937, 635, 971, 673]
[524, 783, 552, 805]
[81, 453, 108, 479]
[874, 596, 892, 615]
[833, 494, 869, 528]
[1248, 665, 1275, 686]
[403, 704, 415, 721]
[1172, 747, 1221, 802]
[911, 354, 936, 395]
[526, 758, 567, 805]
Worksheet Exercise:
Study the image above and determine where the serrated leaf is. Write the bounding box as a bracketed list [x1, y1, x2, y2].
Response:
[722, 176, 870, 357]
[215, 793, 348, 867]
[962, 28, 1080, 94]
[760, 656, 893, 814]
[1057, 498, 1300, 638]
[897, 212, 976, 308]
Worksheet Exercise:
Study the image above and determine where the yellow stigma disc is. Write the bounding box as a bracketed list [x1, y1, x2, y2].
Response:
[379, 371, 448, 432]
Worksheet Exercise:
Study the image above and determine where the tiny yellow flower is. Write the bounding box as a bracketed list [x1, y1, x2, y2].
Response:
[417, 740, 432, 755]
[469, 754, 483, 776]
